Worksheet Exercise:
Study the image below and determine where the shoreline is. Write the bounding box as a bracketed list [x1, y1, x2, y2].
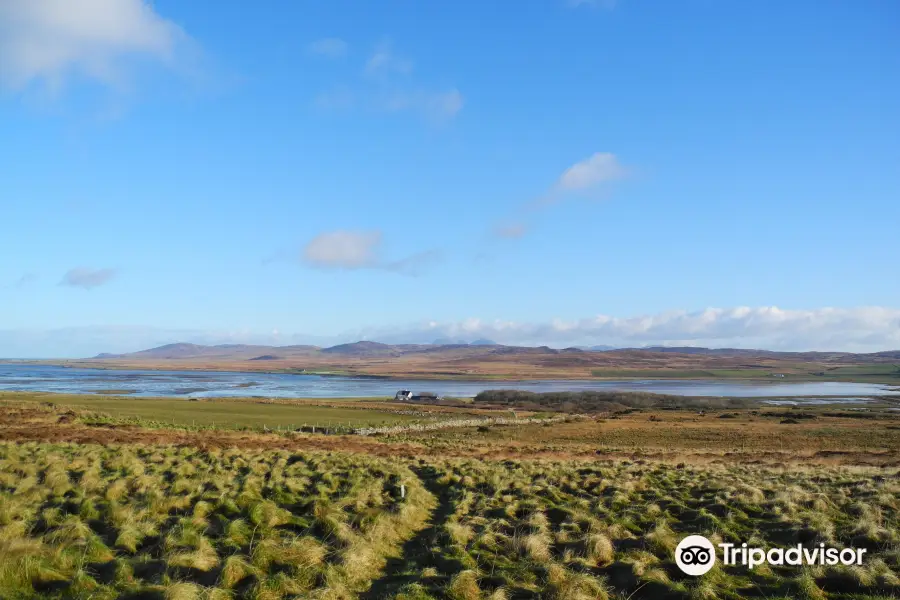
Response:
[3, 358, 900, 386]
[2, 387, 899, 408]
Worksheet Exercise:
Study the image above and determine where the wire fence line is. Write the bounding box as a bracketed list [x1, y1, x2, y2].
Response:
[352, 413, 582, 436]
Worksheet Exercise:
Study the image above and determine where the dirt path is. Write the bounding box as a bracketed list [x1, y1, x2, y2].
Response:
[361, 466, 461, 599]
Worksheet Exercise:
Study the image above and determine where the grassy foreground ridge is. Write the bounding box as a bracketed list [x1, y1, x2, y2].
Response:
[0, 391, 898, 599]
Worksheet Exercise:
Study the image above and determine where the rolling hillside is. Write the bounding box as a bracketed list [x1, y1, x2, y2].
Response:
[68, 342, 900, 382]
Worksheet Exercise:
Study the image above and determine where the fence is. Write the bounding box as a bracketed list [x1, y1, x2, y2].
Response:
[352, 413, 581, 436]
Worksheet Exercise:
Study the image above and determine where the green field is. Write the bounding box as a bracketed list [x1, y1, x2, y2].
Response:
[590, 369, 801, 379]
[3, 393, 424, 430]
[818, 365, 900, 382]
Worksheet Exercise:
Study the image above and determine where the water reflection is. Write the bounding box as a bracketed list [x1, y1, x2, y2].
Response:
[1, 364, 897, 400]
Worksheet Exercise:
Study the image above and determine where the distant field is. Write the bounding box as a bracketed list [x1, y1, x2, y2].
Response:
[819, 364, 900, 381]
[3, 392, 425, 429]
[590, 368, 792, 379]
[591, 364, 900, 383]
[390, 410, 900, 458]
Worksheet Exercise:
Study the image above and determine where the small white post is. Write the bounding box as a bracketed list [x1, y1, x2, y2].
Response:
[400, 484, 406, 499]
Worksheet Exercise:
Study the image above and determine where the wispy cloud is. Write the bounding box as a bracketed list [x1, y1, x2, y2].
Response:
[0, 0, 190, 91]
[384, 250, 443, 277]
[303, 230, 382, 269]
[364, 39, 413, 78]
[554, 152, 627, 193]
[60, 267, 116, 289]
[301, 230, 439, 276]
[494, 152, 628, 239]
[377, 88, 464, 121]
[567, 0, 618, 9]
[314, 38, 463, 122]
[493, 223, 528, 239]
[307, 37, 348, 59]
[15, 273, 38, 287]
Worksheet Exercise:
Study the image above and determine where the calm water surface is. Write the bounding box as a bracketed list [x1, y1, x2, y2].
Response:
[1, 364, 897, 400]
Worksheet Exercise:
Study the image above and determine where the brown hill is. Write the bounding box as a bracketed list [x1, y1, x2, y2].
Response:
[76, 341, 900, 381]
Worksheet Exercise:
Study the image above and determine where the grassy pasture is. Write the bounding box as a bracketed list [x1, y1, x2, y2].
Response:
[0, 395, 899, 598]
[387, 410, 900, 458]
[590, 364, 900, 384]
[1, 392, 425, 430]
[818, 365, 900, 382]
[589, 369, 791, 379]
[0, 443, 433, 600]
[0, 442, 898, 599]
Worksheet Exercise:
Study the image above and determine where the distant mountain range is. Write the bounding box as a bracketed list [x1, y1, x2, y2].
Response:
[93, 341, 900, 362]
[73, 340, 900, 381]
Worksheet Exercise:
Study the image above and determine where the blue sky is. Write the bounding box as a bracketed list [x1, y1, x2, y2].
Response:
[2, 0, 899, 357]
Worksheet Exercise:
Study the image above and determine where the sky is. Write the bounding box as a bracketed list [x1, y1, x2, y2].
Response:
[1, 0, 899, 357]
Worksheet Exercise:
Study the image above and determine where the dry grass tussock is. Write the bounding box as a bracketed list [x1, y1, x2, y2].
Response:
[0, 442, 432, 599]
[0, 409, 897, 599]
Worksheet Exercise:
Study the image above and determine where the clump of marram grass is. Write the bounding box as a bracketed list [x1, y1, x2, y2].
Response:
[249, 500, 292, 530]
[545, 563, 609, 600]
[586, 532, 614, 566]
[447, 569, 481, 600]
[220, 555, 258, 588]
[223, 518, 253, 549]
[688, 579, 719, 600]
[645, 520, 678, 556]
[446, 520, 474, 546]
[796, 569, 827, 600]
[516, 531, 552, 562]
[165, 581, 203, 600]
[167, 535, 219, 571]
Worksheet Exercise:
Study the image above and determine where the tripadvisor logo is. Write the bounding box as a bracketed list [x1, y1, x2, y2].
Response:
[675, 535, 868, 576]
[676, 535, 716, 576]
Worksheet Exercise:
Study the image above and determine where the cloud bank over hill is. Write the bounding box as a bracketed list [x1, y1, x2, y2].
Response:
[353, 307, 900, 351]
[2, 306, 898, 358]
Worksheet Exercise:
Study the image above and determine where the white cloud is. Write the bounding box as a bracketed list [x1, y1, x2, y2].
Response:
[3, 306, 899, 358]
[379, 88, 464, 120]
[508, 152, 628, 233]
[364, 39, 413, 78]
[352, 307, 900, 352]
[301, 230, 440, 276]
[308, 37, 347, 59]
[0, 0, 187, 90]
[60, 267, 116, 289]
[303, 230, 382, 269]
[556, 152, 627, 191]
